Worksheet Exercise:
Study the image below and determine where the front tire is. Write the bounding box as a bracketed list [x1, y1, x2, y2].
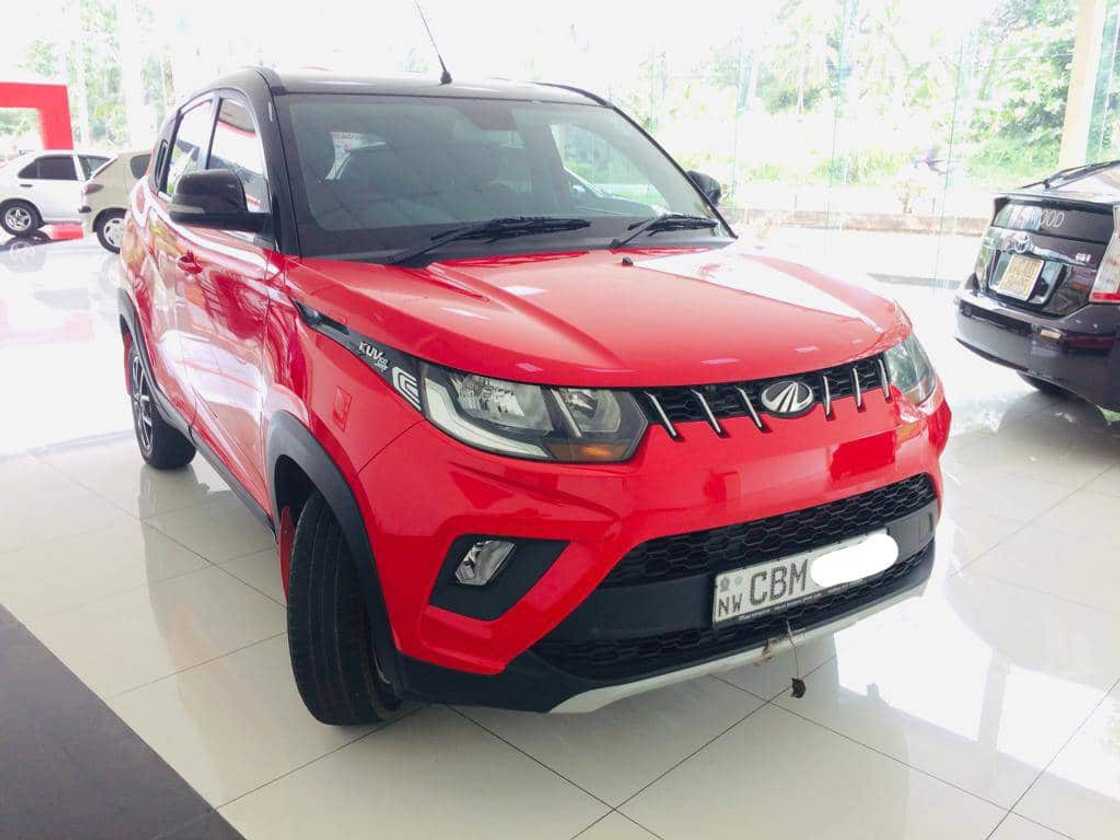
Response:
[95, 209, 125, 252]
[127, 341, 196, 469]
[288, 491, 400, 725]
[1, 201, 41, 236]
[1018, 373, 1069, 398]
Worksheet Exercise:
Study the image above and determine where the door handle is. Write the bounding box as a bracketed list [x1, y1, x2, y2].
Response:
[177, 253, 203, 275]
[19, 183, 33, 188]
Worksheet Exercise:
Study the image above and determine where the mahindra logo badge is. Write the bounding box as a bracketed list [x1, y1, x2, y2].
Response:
[759, 380, 815, 417]
[1010, 232, 1033, 254]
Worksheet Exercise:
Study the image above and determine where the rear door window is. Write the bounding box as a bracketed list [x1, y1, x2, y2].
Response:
[129, 153, 151, 179]
[79, 155, 111, 178]
[34, 155, 78, 181]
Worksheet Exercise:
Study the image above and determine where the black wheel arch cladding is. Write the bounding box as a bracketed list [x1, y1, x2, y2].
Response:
[266, 411, 402, 689]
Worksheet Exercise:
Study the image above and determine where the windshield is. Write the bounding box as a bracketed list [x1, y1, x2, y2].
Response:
[277, 94, 728, 261]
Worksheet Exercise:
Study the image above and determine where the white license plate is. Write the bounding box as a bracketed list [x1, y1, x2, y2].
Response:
[995, 255, 1043, 301]
[712, 531, 899, 626]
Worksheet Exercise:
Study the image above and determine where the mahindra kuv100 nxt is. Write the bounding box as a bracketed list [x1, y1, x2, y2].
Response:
[119, 69, 950, 723]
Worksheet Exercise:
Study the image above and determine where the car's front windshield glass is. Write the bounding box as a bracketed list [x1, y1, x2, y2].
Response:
[278, 93, 729, 261]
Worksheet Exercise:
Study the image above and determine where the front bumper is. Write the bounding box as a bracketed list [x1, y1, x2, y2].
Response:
[358, 382, 949, 711]
[955, 284, 1120, 409]
[400, 537, 935, 712]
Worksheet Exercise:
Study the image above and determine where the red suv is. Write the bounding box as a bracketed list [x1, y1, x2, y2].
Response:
[119, 69, 951, 723]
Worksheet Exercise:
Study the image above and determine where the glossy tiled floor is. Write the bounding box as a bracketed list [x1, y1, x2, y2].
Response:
[3, 236, 1120, 839]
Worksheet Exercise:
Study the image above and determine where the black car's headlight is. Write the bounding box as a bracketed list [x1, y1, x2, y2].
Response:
[883, 334, 936, 405]
[296, 302, 647, 462]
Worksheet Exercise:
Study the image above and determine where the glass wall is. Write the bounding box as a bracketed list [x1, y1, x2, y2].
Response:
[7, 0, 1120, 287]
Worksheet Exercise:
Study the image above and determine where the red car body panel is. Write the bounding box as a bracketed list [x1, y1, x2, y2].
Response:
[285, 246, 910, 387]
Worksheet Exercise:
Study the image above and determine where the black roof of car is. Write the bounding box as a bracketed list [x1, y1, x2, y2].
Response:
[209, 67, 604, 106]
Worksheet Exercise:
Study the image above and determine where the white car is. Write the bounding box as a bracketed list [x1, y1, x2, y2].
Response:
[0, 150, 111, 237]
[78, 150, 151, 252]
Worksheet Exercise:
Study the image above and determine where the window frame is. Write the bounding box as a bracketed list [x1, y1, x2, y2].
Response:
[159, 94, 218, 199]
[207, 92, 272, 215]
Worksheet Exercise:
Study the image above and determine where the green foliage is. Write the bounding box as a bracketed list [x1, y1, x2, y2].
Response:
[965, 134, 1061, 185]
[966, 0, 1075, 181]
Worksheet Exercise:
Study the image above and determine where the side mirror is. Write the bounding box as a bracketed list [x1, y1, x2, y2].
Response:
[687, 170, 722, 206]
[169, 169, 268, 233]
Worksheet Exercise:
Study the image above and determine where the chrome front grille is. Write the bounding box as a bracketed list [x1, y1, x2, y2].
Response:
[639, 354, 888, 437]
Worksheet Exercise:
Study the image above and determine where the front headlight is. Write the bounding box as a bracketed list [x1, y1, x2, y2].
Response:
[422, 364, 647, 462]
[884, 334, 936, 405]
[294, 303, 647, 462]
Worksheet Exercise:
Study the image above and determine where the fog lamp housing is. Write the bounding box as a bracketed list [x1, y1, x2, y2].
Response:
[454, 539, 516, 586]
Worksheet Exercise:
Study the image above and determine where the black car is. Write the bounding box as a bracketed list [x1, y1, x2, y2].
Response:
[955, 160, 1120, 409]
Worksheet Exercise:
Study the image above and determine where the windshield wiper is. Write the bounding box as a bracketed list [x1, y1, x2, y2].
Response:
[1039, 159, 1120, 189]
[610, 213, 719, 249]
[387, 216, 591, 267]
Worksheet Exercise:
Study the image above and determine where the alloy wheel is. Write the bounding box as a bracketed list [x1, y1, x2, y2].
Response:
[130, 353, 154, 452]
[5, 206, 32, 232]
[104, 216, 124, 248]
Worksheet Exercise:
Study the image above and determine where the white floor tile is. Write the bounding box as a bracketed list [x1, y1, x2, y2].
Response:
[461, 676, 762, 806]
[578, 813, 659, 839]
[109, 635, 371, 805]
[943, 433, 1115, 490]
[0, 476, 135, 555]
[966, 523, 1120, 614]
[0, 454, 85, 499]
[0, 518, 207, 619]
[40, 438, 228, 518]
[219, 706, 607, 840]
[942, 469, 1073, 525]
[146, 493, 274, 563]
[1035, 490, 1120, 539]
[933, 504, 1025, 565]
[1016, 684, 1120, 840]
[623, 704, 1003, 839]
[1084, 463, 1120, 498]
[220, 548, 284, 604]
[770, 572, 1120, 807]
[989, 815, 1070, 840]
[22, 566, 285, 696]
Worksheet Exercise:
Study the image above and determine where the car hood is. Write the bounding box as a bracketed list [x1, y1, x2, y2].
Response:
[285, 243, 908, 387]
